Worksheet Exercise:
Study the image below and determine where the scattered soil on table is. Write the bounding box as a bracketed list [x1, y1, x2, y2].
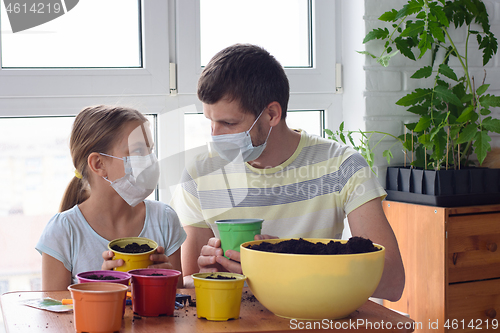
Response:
[242, 291, 257, 303]
[86, 274, 120, 280]
[204, 275, 236, 280]
[111, 242, 153, 253]
[245, 236, 380, 254]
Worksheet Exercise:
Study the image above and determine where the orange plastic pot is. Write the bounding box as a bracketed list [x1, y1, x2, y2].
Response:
[76, 270, 131, 317]
[128, 268, 181, 316]
[68, 282, 128, 333]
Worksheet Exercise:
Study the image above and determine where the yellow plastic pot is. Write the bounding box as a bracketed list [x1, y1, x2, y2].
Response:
[68, 282, 128, 333]
[240, 238, 385, 320]
[192, 272, 247, 321]
[108, 237, 158, 272]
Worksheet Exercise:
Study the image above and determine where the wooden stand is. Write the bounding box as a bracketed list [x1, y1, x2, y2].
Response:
[382, 201, 500, 333]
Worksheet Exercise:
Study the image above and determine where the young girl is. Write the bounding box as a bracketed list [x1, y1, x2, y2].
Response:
[36, 105, 186, 290]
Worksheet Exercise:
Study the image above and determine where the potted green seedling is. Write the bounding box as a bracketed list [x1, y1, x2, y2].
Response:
[327, 0, 500, 206]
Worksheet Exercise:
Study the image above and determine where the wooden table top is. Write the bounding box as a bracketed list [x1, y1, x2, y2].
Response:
[1, 288, 415, 332]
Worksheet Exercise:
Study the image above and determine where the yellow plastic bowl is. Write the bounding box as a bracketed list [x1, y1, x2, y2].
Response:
[108, 237, 158, 272]
[192, 272, 247, 321]
[240, 238, 385, 320]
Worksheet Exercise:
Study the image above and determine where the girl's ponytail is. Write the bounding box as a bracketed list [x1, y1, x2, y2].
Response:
[59, 176, 89, 212]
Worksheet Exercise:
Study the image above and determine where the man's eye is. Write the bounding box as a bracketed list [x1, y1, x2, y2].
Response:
[223, 121, 235, 126]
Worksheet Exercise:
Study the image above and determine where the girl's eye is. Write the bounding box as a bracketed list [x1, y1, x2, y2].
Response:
[131, 147, 154, 156]
[131, 148, 146, 156]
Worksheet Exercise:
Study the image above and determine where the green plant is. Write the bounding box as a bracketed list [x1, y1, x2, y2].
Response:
[333, 0, 500, 170]
[324, 123, 404, 174]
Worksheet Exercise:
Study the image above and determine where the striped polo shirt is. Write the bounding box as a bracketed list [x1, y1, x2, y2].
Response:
[170, 130, 386, 239]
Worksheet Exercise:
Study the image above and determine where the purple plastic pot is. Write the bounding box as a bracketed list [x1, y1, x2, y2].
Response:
[76, 270, 131, 285]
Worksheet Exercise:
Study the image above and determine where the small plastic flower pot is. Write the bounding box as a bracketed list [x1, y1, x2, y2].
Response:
[76, 270, 131, 285]
[108, 237, 158, 272]
[215, 219, 263, 257]
[68, 282, 128, 333]
[76, 270, 131, 317]
[192, 272, 247, 321]
[128, 268, 181, 317]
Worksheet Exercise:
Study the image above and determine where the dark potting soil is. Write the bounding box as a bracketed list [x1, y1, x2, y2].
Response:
[245, 236, 380, 255]
[86, 274, 120, 280]
[204, 275, 237, 280]
[111, 242, 153, 253]
[149, 273, 164, 276]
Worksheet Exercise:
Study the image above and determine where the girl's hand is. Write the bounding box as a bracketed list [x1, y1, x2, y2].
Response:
[101, 250, 124, 270]
[148, 246, 174, 269]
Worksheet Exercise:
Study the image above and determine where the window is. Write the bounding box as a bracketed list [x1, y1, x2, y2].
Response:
[0, 0, 170, 116]
[176, 0, 337, 95]
[200, 0, 311, 68]
[175, 0, 340, 162]
[1, 0, 141, 68]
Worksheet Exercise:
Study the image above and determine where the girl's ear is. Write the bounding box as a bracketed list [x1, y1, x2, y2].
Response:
[87, 152, 107, 178]
[267, 101, 282, 127]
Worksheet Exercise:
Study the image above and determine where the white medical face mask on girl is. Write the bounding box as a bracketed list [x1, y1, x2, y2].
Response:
[100, 152, 160, 207]
[210, 110, 272, 162]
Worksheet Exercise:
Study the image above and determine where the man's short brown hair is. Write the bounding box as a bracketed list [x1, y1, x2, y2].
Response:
[197, 44, 289, 119]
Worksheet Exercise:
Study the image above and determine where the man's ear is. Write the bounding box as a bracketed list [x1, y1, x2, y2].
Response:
[87, 152, 108, 178]
[267, 101, 282, 127]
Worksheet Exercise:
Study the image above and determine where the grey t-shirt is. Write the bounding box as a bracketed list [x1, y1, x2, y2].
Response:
[36, 200, 187, 284]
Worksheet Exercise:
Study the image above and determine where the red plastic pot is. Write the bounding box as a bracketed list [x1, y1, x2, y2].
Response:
[128, 268, 181, 316]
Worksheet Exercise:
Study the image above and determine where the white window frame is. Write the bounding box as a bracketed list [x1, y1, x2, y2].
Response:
[175, 0, 337, 95]
[0, 0, 171, 117]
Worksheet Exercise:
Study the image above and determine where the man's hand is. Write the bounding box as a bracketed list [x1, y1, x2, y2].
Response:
[199, 234, 279, 274]
[198, 237, 224, 272]
[348, 198, 405, 301]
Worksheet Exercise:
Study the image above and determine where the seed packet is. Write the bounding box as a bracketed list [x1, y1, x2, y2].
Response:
[23, 297, 73, 312]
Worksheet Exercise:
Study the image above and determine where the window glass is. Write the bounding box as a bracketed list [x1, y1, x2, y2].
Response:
[0, 115, 156, 307]
[200, 0, 311, 67]
[0, 0, 141, 68]
[286, 110, 324, 137]
[184, 110, 323, 150]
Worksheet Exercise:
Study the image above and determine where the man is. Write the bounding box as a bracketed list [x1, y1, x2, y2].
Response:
[170, 44, 404, 301]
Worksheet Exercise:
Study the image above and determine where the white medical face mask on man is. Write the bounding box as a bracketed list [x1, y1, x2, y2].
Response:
[100, 152, 160, 207]
[210, 109, 272, 162]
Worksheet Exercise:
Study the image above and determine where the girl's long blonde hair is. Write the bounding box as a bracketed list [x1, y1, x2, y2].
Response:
[59, 105, 147, 212]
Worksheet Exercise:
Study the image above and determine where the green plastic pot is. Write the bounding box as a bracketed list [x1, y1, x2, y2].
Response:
[215, 219, 263, 257]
